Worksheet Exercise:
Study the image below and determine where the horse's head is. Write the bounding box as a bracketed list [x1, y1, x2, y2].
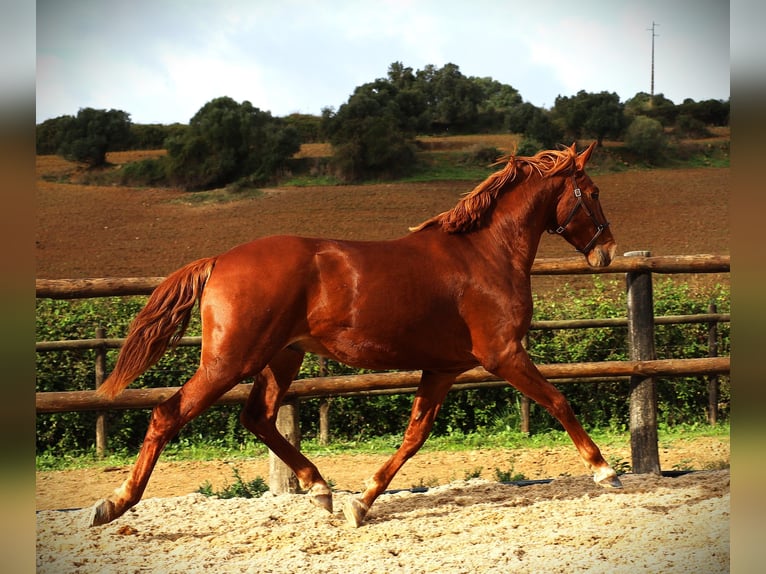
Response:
[548, 142, 616, 267]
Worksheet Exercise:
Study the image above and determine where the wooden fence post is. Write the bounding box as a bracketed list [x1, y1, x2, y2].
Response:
[268, 399, 300, 494]
[520, 334, 531, 434]
[319, 399, 331, 446]
[94, 327, 107, 458]
[625, 251, 661, 475]
[707, 302, 719, 426]
[318, 357, 330, 446]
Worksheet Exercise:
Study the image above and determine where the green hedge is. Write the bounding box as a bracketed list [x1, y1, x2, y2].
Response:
[35, 277, 729, 457]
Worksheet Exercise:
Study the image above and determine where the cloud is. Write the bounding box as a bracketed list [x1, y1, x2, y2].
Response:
[35, 0, 729, 124]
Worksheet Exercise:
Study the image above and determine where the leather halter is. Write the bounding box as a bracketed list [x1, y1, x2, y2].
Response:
[548, 174, 610, 254]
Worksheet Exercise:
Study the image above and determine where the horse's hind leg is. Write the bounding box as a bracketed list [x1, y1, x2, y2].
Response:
[89, 368, 242, 526]
[239, 348, 334, 513]
[343, 370, 457, 527]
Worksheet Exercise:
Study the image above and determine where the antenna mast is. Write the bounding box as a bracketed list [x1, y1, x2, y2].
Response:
[648, 21, 660, 101]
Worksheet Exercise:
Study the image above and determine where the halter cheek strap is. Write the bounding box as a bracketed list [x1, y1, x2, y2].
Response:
[548, 175, 610, 254]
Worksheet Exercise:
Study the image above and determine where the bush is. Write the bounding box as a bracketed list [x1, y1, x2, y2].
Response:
[515, 137, 545, 157]
[528, 278, 730, 431]
[165, 96, 301, 191]
[197, 467, 268, 499]
[524, 108, 563, 149]
[674, 114, 711, 139]
[624, 116, 667, 163]
[461, 145, 503, 166]
[56, 108, 132, 167]
[118, 158, 169, 187]
[323, 80, 419, 182]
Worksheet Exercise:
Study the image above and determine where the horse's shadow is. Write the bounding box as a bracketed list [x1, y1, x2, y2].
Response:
[358, 470, 725, 526]
[349, 475, 618, 526]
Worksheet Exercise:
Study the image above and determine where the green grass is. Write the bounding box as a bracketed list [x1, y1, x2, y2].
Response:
[170, 187, 264, 205]
[197, 467, 269, 499]
[400, 152, 497, 183]
[281, 153, 496, 187]
[280, 174, 343, 186]
[679, 153, 730, 169]
[36, 422, 729, 472]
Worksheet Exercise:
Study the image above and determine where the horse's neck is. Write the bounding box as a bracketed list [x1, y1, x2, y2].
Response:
[482, 180, 553, 270]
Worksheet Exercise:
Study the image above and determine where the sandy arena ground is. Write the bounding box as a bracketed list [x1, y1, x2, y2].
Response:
[37, 438, 729, 573]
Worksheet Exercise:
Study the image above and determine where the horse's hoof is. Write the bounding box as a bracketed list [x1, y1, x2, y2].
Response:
[343, 497, 369, 528]
[593, 467, 623, 489]
[308, 484, 333, 513]
[89, 499, 117, 527]
[599, 474, 623, 488]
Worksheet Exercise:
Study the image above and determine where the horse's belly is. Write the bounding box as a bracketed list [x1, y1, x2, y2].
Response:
[290, 328, 476, 372]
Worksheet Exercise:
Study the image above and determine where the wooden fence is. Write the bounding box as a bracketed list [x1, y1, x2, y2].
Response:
[36, 253, 730, 488]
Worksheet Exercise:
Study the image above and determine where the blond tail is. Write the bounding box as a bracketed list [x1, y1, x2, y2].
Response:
[97, 257, 216, 399]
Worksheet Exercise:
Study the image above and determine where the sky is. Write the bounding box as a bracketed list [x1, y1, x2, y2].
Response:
[35, 0, 730, 125]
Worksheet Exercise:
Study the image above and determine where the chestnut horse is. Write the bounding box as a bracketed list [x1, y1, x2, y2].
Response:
[90, 142, 620, 528]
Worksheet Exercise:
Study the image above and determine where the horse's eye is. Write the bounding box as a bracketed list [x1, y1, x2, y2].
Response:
[591, 190, 600, 200]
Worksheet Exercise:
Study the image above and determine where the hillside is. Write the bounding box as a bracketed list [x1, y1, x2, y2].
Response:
[36, 135, 729, 285]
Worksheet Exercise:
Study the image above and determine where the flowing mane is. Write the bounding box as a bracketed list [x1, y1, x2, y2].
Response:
[411, 144, 580, 233]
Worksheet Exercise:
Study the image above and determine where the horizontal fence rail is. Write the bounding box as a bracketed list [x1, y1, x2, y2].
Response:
[34, 312, 731, 353]
[34, 254, 730, 299]
[36, 253, 730, 482]
[36, 358, 730, 414]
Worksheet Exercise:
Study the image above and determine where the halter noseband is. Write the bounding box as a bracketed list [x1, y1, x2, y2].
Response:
[548, 174, 610, 254]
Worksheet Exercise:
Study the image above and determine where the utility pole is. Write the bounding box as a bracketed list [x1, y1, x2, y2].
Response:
[647, 21, 659, 102]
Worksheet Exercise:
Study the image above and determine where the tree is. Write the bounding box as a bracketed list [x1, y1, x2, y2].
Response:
[165, 96, 300, 191]
[284, 113, 322, 143]
[677, 98, 729, 127]
[624, 116, 667, 162]
[554, 91, 625, 146]
[506, 102, 538, 135]
[553, 91, 590, 140]
[624, 92, 677, 126]
[36, 115, 72, 155]
[525, 108, 563, 149]
[323, 78, 418, 182]
[624, 92, 652, 117]
[54, 108, 132, 167]
[415, 63, 483, 133]
[387, 62, 428, 132]
[129, 123, 187, 150]
[387, 61, 416, 89]
[472, 77, 523, 132]
[582, 92, 626, 146]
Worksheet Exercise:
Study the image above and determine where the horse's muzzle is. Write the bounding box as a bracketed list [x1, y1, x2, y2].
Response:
[586, 242, 617, 268]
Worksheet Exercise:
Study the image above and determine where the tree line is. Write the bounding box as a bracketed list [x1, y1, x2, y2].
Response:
[36, 61, 729, 187]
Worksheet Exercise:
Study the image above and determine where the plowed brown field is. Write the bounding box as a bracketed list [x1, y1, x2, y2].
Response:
[36, 152, 729, 281]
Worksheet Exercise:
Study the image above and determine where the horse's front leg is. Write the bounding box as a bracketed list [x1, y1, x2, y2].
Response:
[481, 340, 622, 488]
[239, 348, 334, 513]
[343, 370, 457, 527]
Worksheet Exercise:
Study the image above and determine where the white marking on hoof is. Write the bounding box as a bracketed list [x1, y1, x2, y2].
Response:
[343, 497, 369, 528]
[89, 499, 115, 527]
[308, 483, 333, 513]
[593, 466, 623, 488]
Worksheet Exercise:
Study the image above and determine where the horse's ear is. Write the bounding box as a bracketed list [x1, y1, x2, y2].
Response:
[576, 141, 597, 170]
